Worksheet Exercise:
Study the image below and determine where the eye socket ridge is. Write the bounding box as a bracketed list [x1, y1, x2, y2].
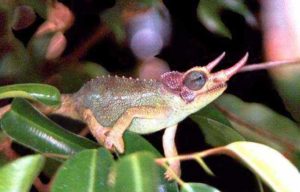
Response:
[183, 71, 207, 90]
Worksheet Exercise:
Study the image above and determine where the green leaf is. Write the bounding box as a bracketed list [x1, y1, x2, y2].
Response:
[0, 5, 12, 37]
[27, 32, 55, 64]
[113, 152, 159, 192]
[0, 38, 32, 81]
[82, 61, 109, 78]
[0, 153, 9, 167]
[42, 158, 61, 178]
[270, 69, 300, 122]
[215, 94, 300, 163]
[123, 132, 179, 192]
[123, 132, 161, 156]
[52, 148, 114, 192]
[101, 0, 159, 42]
[1, 98, 98, 157]
[190, 104, 245, 147]
[19, 0, 50, 19]
[0, 83, 61, 106]
[197, 0, 256, 38]
[181, 183, 220, 192]
[0, 131, 9, 167]
[0, 154, 45, 192]
[225, 142, 300, 192]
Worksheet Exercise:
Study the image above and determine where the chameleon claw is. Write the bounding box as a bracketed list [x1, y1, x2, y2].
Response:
[104, 131, 125, 153]
[164, 161, 181, 181]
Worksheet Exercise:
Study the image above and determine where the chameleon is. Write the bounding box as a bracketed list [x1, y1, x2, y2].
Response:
[37, 52, 248, 179]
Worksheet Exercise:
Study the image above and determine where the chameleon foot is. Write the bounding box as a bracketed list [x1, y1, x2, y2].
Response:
[104, 131, 125, 153]
[164, 161, 181, 181]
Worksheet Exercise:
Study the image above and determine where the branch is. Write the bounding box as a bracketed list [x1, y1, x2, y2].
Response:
[240, 59, 300, 73]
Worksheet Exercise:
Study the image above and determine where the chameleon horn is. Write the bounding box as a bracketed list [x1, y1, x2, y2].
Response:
[205, 52, 226, 71]
[224, 53, 249, 78]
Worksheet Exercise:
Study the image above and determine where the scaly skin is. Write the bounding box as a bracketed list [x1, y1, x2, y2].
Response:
[66, 53, 248, 180]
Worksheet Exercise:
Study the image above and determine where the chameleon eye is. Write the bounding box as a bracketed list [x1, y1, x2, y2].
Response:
[183, 71, 207, 90]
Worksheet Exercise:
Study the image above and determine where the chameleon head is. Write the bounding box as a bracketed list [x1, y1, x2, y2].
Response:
[161, 52, 248, 109]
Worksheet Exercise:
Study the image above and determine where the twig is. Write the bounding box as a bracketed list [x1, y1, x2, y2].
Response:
[79, 126, 90, 136]
[155, 147, 225, 165]
[0, 104, 11, 119]
[240, 59, 300, 73]
[214, 103, 297, 157]
[66, 25, 110, 59]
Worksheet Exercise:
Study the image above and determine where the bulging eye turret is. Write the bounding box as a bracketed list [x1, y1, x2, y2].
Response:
[183, 71, 207, 90]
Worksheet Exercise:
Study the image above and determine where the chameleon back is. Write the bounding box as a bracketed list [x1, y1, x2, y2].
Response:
[73, 76, 167, 127]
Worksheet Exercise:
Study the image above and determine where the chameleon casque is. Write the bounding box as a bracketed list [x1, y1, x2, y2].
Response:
[45, 52, 248, 179]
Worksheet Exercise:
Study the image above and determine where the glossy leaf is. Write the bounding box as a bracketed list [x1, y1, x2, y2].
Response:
[225, 142, 300, 192]
[271, 72, 300, 123]
[19, 0, 50, 18]
[197, 0, 256, 38]
[0, 154, 45, 192]
[42, 158, 61, 178]
[0, 131, 6, 143]
[123, 132, 179, 192]
[181, 183, 220, 192]
[0, 83, 61, 106]
[0, 38, 32, 81]
[52, 148, 114, 192]
[215, 94, 300, 162]
[1, 98, 98, 157]
[190, 104, 245, 147]
[0, 132, 9, 167]
[82, 61, 109, 78]
[123, 132, 161, 156]
[28, 32, 55, 64]
[113, 152, 159, 192]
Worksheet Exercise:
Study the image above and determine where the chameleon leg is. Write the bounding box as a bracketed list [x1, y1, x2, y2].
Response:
[82, 108, 109, 145]
[105, 106, 170, 153]
[163, 124, 181, 180]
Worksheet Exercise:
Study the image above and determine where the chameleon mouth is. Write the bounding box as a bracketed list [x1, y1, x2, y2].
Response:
[207, 83, 227, 93]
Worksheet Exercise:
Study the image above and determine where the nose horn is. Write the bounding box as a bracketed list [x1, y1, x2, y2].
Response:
[224, 53, 249, 78]
[205, 52, 226, 71]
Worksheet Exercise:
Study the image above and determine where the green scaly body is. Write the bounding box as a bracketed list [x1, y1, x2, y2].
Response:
[73, 75, 216, 134]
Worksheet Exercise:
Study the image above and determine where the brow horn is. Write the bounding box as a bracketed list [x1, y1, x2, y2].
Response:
[205, 52, 226, 71]
[223, 53, 249, 78]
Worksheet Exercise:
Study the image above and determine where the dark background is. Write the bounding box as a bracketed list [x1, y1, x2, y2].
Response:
[15, 0, 288, 191]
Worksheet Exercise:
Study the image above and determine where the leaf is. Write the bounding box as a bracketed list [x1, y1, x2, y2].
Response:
[113, 152, 159, 192]
[190, 104, 245, 147]
[19, 0, 50, 19]
[0, 154, 45, 192]
[27, 32, 56, 64]
[271, 71, 300, 123]
[0, 83, 61, 106]
[1, 98, 98, 157]
[123, 132, 161, 156]
[101, 0, 159, 42]
[82, 61, 109, 78]
[51, 148, 114, 192]
[123, 132, 179, 192]
[224, 142, 300, 192]
[0, 153, 9, 167]
[197, 0, 256, 38]
[0, 4, 12, 36]
[12, 5, 36, 30]
[0, 132, 9, 167]
[215, 94, 300, 163]
[0, 38, 32, 81]
[181, 183, 220, 192]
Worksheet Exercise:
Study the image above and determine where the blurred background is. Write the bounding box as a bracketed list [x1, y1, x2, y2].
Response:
[1, 0, 300, 191]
